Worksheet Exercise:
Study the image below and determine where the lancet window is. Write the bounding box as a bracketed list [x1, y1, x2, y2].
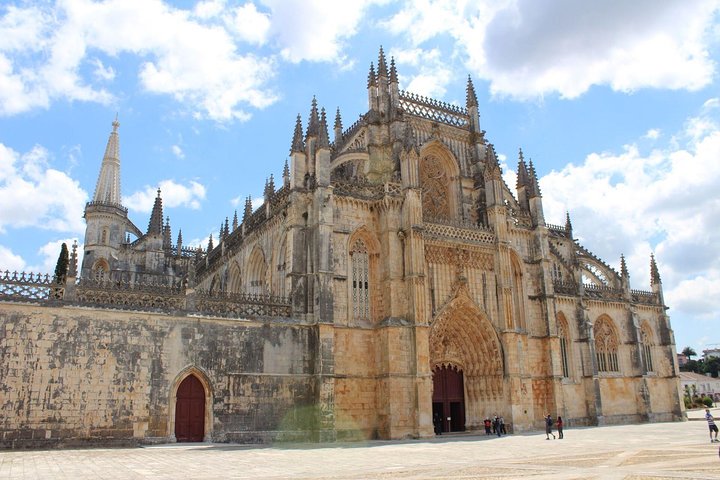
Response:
[641, 325, 654, 373]
[594, 317, 619, 372]
[558, 317, 570, 378]
[350, 238, 370, 322]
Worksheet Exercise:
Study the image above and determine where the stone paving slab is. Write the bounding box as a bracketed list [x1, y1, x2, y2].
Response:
[1, 420, 719, 479]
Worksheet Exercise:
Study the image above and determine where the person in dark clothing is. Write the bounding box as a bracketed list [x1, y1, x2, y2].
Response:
[484, 418, 492, 435]
[557, 416, 564, 439]
[545, 414, 555, 440]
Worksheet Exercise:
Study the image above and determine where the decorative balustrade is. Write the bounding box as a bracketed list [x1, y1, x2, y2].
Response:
[0, 268, 292, 319]
[195, 290, 291, 318]
[583, 283, 624, 301]
[553, 280, 577, 296]
[399, 90, 470, 128]
[0, 270, 59, 301]
[631, 289, 658, 305]
[423, 217, 495, 245]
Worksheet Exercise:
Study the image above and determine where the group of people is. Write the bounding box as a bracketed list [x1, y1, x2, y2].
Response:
[483, 415, 506, 436]
[545, 414, 564, 440]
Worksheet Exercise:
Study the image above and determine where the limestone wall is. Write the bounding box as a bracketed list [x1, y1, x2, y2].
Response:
[0, 303, 317, 448]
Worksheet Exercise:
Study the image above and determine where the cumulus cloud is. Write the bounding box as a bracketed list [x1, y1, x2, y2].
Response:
[124, 179, 207, 213]
[536, 100, 720, 325]
[171, 145, 184, 159]
[0, 0, 278, 120]
[30, 237, 83, 275]
[0, 143, 87, 234]
[382, 0, 719, 100]
[0, 244, 26, 271]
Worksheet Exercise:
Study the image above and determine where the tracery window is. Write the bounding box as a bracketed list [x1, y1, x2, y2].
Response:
[552, 263, 563, 281]
[92, 260, 108, 281]
[420, 154, 450, 219]
[641, 325, 654, 373]
[594, 317, 619, 372]
[558, 319, 570, 378]
[350, 238, 370, 322]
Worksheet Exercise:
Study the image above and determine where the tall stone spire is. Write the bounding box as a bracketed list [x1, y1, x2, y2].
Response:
[93, 116, 122, 205]
[291, 114, 304, 153]
[620, 254, 629, 279]
[466, 75, 478, 108]
[565, 211, 573, 235]
[306, 96, 319, 137]
[650, 253, 661, 286]
[318, 107, 330, 149]
[528, 159, 541, 198]
[147, 189, 164, 235]
[377, 46, 388, 78]
[334, 107, 343, 144]
[516, 148, 529, 189]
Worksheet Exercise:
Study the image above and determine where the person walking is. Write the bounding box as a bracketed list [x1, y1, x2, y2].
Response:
[545, 414, 555, 440]
[499, 416, 506, 435]
[557, 416, 564, 439]
[706, 409, 719, 443]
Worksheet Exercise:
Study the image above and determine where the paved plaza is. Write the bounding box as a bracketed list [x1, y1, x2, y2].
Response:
[1, 411, 719, 479]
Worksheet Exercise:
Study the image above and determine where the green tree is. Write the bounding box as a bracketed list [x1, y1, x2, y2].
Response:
[54, 243, 69, 283]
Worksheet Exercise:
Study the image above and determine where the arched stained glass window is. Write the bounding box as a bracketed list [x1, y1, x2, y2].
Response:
[350, 238, 370, 321]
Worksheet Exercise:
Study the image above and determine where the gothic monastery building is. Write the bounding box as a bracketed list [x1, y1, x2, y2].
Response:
[0, 49, 683, 447]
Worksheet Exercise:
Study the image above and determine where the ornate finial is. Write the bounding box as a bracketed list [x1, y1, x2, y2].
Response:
[291, 114, 305, 153]
[334, 107, 342, 130]
[68, 240, 78, 277]
[528, 159, 541, 198]
[389, 56, 398, 83]
[243, 195, 252, 221]
[377, 46, 388, 77]
[318, 107, 330, 149]
[306, 96, 319, 137]
[147, 188, 164, 235]
[268, 174, 275, 193]
[620, 254, 629, 278]
[516, 149, 529, 189]
[367, 62, 377, 87]
[282, 159, 290, 186]
[177, 229, 183, 249]
[207, 233, 214, 251]
[565, 211, 573, 233]
[650, 253, 661, 285]
[112, 113, 119, 131]
[232, 210, 238, 230]
[163, 216, 172, 249]
[466, 75, 478, 108]
[224, 217, 230, 237]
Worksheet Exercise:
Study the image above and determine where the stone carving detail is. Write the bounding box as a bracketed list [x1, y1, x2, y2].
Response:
[425, 244, 494, 271]
[420, 154, 450, 218]
[423, 220, 495, 245]
[0, 270, 57, 300]
[399, 90, 470, 128]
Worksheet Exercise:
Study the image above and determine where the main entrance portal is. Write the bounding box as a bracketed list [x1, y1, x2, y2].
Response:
[432, 365, 465, 433]
[175, 375, 205, 442]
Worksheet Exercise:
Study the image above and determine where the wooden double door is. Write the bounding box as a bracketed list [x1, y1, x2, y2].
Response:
[175, 375, 205, 442]
[432, 365, 465, 433]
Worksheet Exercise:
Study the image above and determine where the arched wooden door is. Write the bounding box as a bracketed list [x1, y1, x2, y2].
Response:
[175, 375, 205, 442]
[432, 365, 465, 433]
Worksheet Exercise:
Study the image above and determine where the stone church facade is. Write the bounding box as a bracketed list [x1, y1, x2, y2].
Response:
[0, 49, 683, 448]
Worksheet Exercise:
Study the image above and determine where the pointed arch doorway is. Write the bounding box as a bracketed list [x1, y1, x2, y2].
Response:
[175, 375, 206, 442]
[432, 365, 465, 433]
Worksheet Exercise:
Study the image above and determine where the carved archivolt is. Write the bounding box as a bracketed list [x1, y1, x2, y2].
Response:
[425, 244, 494, 271]
[430, 279, 503, 399]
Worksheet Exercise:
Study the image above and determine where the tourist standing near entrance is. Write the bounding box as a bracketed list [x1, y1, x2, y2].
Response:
[557, 416, 564, 439]
[706, 409, 719, 442]
[545, 415, 555, 440]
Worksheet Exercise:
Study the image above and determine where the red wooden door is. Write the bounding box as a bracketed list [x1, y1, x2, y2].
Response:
[432, 366, 465, 432]
[175, 375, 205, 442]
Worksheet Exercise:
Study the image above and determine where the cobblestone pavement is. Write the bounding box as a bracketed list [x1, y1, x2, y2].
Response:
[1, 417, 719, 479]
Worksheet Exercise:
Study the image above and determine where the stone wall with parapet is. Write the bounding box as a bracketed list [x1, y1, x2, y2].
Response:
[0, 303, 318, 448]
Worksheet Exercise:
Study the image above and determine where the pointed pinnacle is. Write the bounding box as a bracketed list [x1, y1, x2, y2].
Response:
[466, 75, 478, 108]
[650, 253, 661, 285]
[232, 210, 238, 230]
[334, 107, 342, 130]
[367, 62, 377, 87]
[389, 57, 398, 83]
[620, 254, 629, 278]
[378, 46, 388, 77]
[318, 107, 330, 149]
[565, 211, 573, 232]
[307, 96, 319, 137]
[291, 114, 304, 153]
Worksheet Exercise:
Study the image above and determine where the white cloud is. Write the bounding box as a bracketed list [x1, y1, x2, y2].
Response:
[264, 0, 379, 64]
[226, 3, 271, 45]
[383, 0, 719, 100]
[537, 100, 720, 325]
[0, 143, 87, 234]
[644, 129, 661, 140]
[30, 237, 83, 276]
[0, 244, 26, 271]
[124, 179, 207, 213]
[393, 47, 452, 99]
[0, 0, 279, 121]
[171, 145, 184, 159]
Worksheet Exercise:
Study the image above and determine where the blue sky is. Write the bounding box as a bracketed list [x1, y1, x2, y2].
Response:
[1, 0, 719, 353]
